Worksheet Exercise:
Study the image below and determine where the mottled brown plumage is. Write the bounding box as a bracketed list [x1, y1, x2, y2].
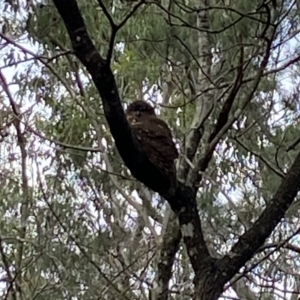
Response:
[126, 100, 178, 188]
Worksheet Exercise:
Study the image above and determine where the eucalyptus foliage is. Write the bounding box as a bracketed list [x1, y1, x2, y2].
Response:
[0, 0, 300, 299]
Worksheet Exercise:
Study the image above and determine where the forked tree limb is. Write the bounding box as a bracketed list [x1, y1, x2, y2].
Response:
[51, 0, 213, 281]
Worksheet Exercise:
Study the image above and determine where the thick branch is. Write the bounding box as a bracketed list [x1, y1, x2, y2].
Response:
[52, 0, 175, 195]
[52, 0, 213, 278]
[218, 149, 300, 284]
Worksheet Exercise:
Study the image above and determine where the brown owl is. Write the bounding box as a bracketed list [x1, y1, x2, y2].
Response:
[126, 100, 178, 189]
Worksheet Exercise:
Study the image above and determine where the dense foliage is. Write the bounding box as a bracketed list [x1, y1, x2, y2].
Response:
[1, 0, 300, 299]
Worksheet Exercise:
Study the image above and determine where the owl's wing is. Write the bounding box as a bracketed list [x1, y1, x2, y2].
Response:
[130, 117, 178, 160]
[128, 116, 178, 185]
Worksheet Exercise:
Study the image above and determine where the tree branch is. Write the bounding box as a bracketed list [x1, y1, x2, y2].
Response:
[207, 45, 244, 145]
[218, 149, 300, 285]
[155, 213, 181, 300]
[52, 0, 214, 279]
[51, 0, 172, 195]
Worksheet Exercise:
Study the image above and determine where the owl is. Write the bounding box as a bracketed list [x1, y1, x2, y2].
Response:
[126, 100, 178, 190]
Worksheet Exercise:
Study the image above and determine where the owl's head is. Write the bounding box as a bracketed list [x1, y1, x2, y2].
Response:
[126, 100, 156, 118]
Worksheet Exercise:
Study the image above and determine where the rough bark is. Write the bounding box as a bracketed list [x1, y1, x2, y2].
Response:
[52, 1, 300, 299]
